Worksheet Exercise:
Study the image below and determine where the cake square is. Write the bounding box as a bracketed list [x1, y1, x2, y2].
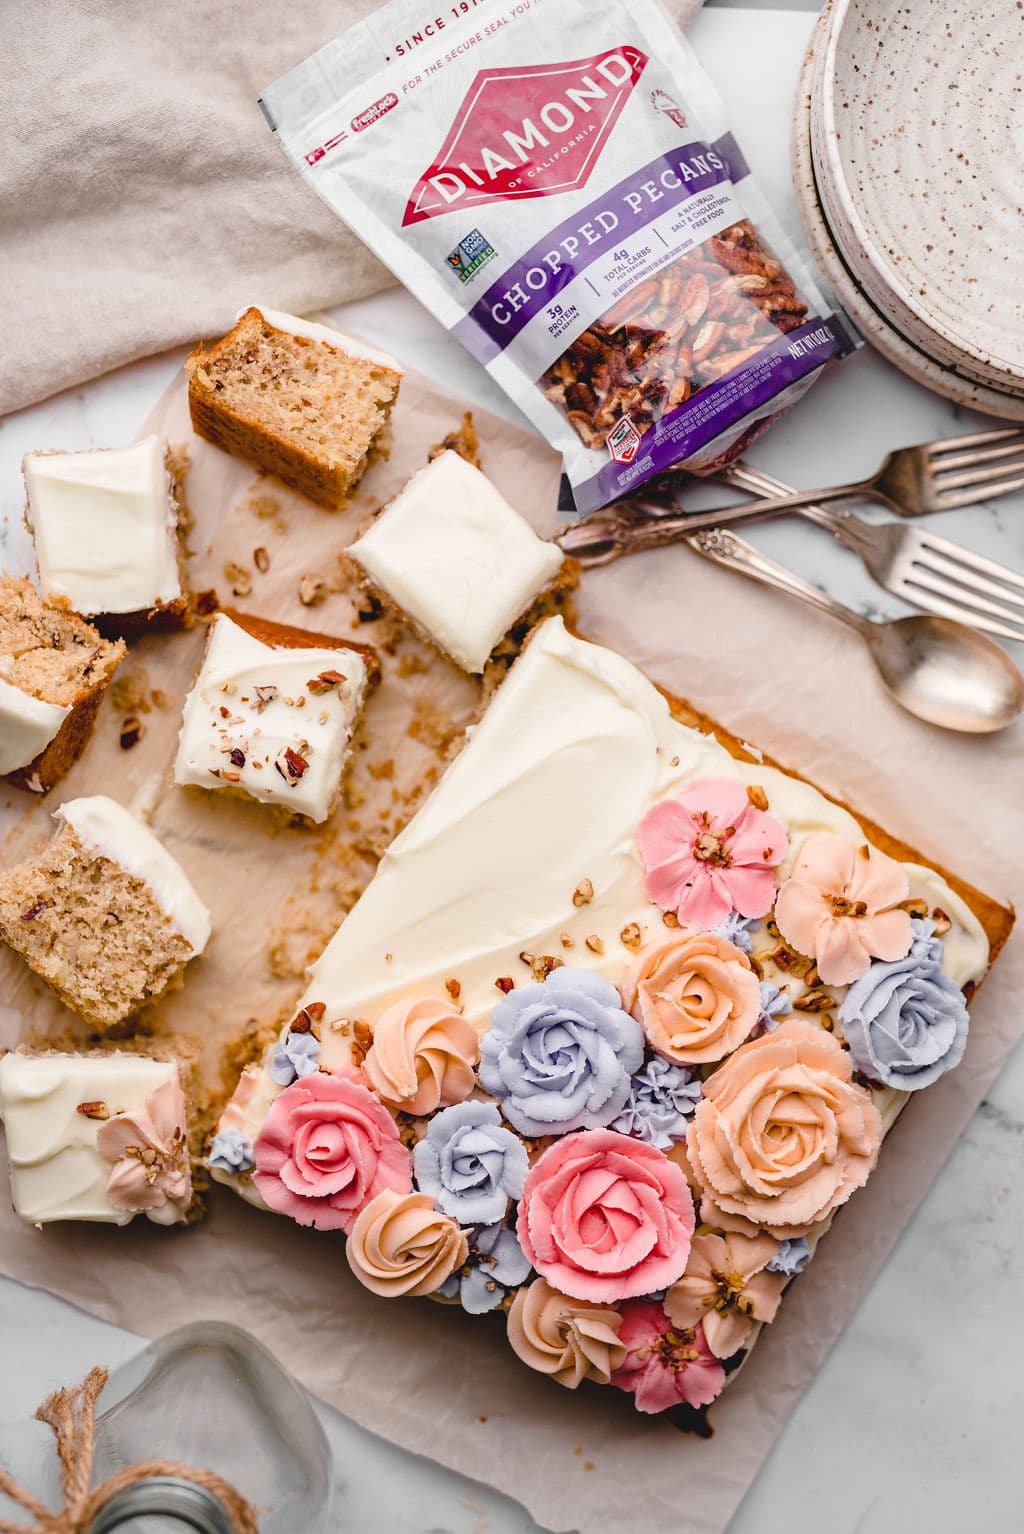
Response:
[0, 795, 211, 1028]
[0, 1050, 192, 1226]
[185, 306, 404, 510]
[347, 449, 565, 672]
[23, 435, 189, 632]
[0, 574, 125, 795]
[174, 610, 379, 823]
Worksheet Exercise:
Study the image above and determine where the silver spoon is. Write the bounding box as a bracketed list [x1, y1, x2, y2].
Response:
[689, 529, 1024, 735]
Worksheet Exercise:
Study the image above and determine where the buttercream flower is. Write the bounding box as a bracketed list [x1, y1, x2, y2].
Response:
[346, 1189, 468, 1298]
[518, 1128, 695, 1303]
[413, 1100, 528, 1225]
[507, 1277, 625, 1388]
[665, 1231, 786, 1358]
[362, 995, 478, 1116]
[620, 930, 761, 1065]
[610, 1057, 701, 1148]
[774, 832, 912, 986]
[479, 968, 643, 1137]
[766, 1236, 811, 1276]
[638, 780, 787, 929]
[208, 1127, 254, 1174]
[758, 979, 793, 1032]
[610, 1302, 724, 1414]
[438, 1222, 532, 1314]
[838, 944, 969, 1091]
[269, 1030, 321, 1087]
[253, 1071, 411, 1233]
[687, 1019, 883, 1238]
[97, 1078, 192, 1214]
[715, 912, 757, 953]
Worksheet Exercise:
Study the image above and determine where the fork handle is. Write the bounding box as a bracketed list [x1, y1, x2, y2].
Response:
[720, 462, 879, 555]
[688, 528, 869, 635]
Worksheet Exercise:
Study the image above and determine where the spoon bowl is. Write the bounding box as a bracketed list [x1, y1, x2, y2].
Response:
[865, 614, 1024, 734]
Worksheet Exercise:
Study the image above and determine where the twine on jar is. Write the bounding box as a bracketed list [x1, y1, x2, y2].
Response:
[0, 1366, 260, 1534]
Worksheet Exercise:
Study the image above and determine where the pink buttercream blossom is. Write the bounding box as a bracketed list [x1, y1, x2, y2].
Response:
[638, 779, 787, 930]
[611, 1302, 725, 1414]
[664, 1231, 786, 1358]
[96, 1078, 191, 1214]
[774, 831, 912, 985]
[253, 1070, 411, 1232]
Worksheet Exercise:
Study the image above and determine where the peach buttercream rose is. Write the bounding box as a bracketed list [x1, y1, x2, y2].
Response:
[687, 1019, 883, 1238]
[517, 1128, 695, 1303]
[361, 995, 479, 1115]
[346, 1189, 468, 1298]
[774, 831, 912, 985]
[507, 1278, 626, 1389]
[619, 930, 761, 1065]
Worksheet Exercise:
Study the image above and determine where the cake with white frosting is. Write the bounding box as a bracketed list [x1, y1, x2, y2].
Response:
[0, 573, 125, 795]
[0, 796, 211, 1029]
[23, 436, 190, 633]
[209, 617, 1010, 1420]
[186, 306, 404, 509]
[348, 449, 568, 673]
[0, 1050, 193, 1227]
[174, 609, 379, 823]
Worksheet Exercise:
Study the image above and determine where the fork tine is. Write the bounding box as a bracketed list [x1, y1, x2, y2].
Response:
[917, 533, 1024, 598]
[897, 583, 1024, 644]
[925, 426, 1024, 457]
[930, 438, 1024, 474]
[934, 455, 1024, 493]
[932, 474, 1024, 510]
[901, 567, 1024, 641]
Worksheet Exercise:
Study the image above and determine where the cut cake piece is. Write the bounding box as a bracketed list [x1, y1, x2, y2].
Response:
[0, 796, 211, 1029]
[0, 574, 125, 795]
[174, 609, 380, 823]
[347, 449, 570, 672]
[185, 306, 404, 509]
[0, 1047, 194, 1226]
[23, 436, 191, 634]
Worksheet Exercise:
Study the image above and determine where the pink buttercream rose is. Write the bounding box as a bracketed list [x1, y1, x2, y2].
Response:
[620, 929, 761, 1064]
[638, 779, 787, 929]
[610, 1302, 725, 1414]
[253, 1070, 411, 1232]
[774, 831, 912, 985]
[664, 1231, 786, 1358]
[96, 1077, 191, 1214]
[517, 1128, 695, 1303]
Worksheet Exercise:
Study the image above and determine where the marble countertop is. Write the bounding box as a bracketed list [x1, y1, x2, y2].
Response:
[2, 6, 1022, 1533]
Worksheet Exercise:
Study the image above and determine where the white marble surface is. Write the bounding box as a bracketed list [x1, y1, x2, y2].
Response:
[2, 6, 1023, 1533]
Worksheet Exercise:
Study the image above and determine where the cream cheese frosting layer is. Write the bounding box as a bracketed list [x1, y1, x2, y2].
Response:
[174, 613, 369, 823]
[0, 677, 70, 774]
[244, 306, 404, 373]
[0, 1053, 183, 1226]
[347, 450, 564, 673]
[24, 436, 180, 617]
[56, 796, 211, 954]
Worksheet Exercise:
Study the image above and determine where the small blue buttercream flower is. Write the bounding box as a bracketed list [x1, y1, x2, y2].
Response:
[611, 1057, 701, 1148]
[414, 1100, 528, 1224]
[908, 916, 945, 965]
[766, 1236, 811, 1276]
[479, 967, 644, 1136]
[208, 1127, 254, 1174]
[714, 912, 758, 954]
[436, 1221, 532, 1313]
[269, 1031, 321, 1087]
[759, 979, 793, 1032]
[838, 932, 969, 1091]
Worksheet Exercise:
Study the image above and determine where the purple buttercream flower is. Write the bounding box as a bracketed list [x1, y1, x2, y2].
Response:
[714, 912, 758, 954]
[766, 1236, 811, 1276]
[758, 979, 793, 1032]
[838, 940, 969, 1091]
[208, 1127, 254, 1174]
[908, 916, 945, 965]
[269, 1031, 321, 1087]
[479, 967, 644, 1136]
[437, 1221, 532, 1313]
[611, 1057, 701, 1148]
[414, 1100, 527, 1225]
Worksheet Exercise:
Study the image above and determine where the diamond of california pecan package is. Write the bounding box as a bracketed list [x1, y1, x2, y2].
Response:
[261, 0, 851, 514]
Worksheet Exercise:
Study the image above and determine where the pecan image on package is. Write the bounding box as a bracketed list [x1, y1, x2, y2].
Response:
[541, 221, 809, 451]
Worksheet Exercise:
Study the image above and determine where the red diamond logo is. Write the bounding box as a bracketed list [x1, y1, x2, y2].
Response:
[607, 416, 642, 464]
[402, 47, 648, 228]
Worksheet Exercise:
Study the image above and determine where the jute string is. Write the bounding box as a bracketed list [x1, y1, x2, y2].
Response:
[0, 1367, 260, 1533]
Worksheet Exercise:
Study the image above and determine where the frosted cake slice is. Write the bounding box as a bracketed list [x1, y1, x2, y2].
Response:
[209, 618, 1011, 1421]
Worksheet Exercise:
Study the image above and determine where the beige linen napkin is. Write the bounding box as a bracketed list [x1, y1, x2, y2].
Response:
[0, 0, 704, 417]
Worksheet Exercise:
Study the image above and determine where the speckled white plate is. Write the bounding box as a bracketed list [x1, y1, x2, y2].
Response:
[793, 6, 1024, 421]
[810, 0, 1024, 397]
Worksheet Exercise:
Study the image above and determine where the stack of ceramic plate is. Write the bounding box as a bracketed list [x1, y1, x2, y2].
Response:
[793, 0, 1024, 420]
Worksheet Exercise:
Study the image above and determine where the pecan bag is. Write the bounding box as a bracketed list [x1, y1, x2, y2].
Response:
[261, 0, 850, 514]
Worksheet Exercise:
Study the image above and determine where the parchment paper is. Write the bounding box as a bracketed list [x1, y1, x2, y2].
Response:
[0, 353, 1020, 1534]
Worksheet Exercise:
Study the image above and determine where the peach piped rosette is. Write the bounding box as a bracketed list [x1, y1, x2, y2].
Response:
[665, 1231, 786, 1358]
[686, 1019, 883, 1240]
[361, 995, 479, 1116]
[774, 831, 912, 986]
[619, 929, 761, 1065]
[346, 1189, 468, 1298]
[507, 1278, 626, 1389]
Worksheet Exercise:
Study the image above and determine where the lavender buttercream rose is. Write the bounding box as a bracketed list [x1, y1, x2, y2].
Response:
[413, 1100, 528, 1225]
[437, 1221, 532, 1313]
[611, 1058, 701, 1149]
[479, 968, 644, 1136]
[838, 936, 969, 1091]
